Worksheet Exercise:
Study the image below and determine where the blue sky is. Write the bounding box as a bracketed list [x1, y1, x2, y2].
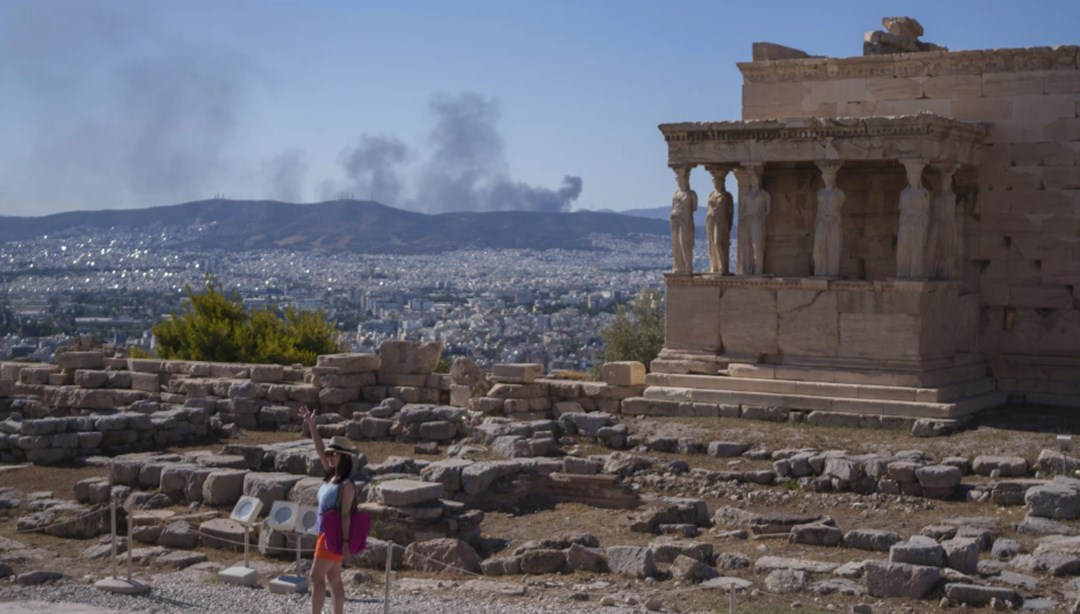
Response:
[0, 0, 1077, 217]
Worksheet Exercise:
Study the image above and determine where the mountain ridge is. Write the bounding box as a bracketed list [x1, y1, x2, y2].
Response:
[0, 199, 670, 253]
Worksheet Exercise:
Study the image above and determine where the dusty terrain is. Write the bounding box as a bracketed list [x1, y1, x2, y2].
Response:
[1, 405, 1079, 613]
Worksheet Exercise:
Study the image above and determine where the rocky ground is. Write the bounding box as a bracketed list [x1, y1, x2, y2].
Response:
[3, 405, 1080, 613]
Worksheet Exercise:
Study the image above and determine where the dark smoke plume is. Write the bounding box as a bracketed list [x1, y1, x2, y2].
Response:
[0, 0, 255, 213]
[337, 135, 411, 205]
[262, 150, 309, 203]
[335, 92, 583, 214]
[411, 93, 582, 213]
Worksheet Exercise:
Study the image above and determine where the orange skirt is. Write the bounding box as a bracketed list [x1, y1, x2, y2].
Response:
[314, 533, 344, 563]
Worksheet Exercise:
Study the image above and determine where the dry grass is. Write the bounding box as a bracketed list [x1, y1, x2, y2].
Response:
[1, 406, 1076, 612]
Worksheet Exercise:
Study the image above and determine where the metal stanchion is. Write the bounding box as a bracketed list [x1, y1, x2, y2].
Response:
[729, 583, 735, 613]
[94, 495, 150, 595]
[383, 542, 392, 614]
[126, 501, 133, 581]
[110, 498, 117, 580]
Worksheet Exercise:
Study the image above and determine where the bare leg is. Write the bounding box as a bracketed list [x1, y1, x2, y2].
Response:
[328, 563, 345, 614]
[311, 556, 332, 614]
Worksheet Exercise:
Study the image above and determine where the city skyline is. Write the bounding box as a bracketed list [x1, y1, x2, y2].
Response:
[2, 1, 1078, 217]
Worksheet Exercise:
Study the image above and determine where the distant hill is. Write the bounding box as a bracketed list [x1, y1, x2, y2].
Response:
[595, 205, 736, 237]
[0, 199, 670, 252]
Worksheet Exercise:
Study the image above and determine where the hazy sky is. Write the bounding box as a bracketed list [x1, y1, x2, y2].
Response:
[1, 0, 1077, 217]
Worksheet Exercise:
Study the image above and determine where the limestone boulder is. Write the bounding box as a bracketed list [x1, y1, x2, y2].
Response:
[864, 560, 941, 599]
[201, 469, 248, 507]
[606, 545, 656, 578]
[379, 341, 443, 375]
[242, 472, 303, 511]
[671, 554, 719, 582]
[404, 538, 481, 574]
[566, 543, 607, 573]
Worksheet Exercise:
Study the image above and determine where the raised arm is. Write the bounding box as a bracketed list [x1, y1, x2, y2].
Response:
[300, 406, 331, 473]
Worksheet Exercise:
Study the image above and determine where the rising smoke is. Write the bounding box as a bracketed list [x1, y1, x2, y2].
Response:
[0, 2, 582, 215]
[336, 93, 583, 214]
[0, 0, 258, 213]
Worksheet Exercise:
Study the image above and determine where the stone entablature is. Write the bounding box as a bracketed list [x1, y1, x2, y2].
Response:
[737, 46, 1080, 83]
[660, 115, 988, 167]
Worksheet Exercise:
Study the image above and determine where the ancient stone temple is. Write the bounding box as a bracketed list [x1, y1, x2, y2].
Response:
[646, 17, 1080, 424]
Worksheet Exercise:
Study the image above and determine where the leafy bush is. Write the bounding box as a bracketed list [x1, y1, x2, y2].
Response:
[153, 281, 338, 366]
[598, 287, 664, 370]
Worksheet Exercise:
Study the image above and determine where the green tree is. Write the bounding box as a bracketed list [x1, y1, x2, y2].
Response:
[153, 281, 338, 365]
[599, 287, 665, 370]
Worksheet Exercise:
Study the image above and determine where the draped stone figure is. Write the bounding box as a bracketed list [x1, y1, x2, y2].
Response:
[670, 166, 697, 274]
[896, 159, 930, 278]
[927, 164, 958, 279]
[740, 165, 770, 276]
[705, 166, 734, 274]
[812, 162, 844, 277]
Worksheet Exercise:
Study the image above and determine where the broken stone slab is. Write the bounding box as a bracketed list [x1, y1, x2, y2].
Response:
[201, 469, 248, 507]
[754, 556, 837, 575]
[671, 554, 719, 583]
[15, 570, 63, 585]
[492, 363, 544, 384]
[944, 583, 1019, 607]
[844, 529, 902, 552]
[378, 341, 442, 375]
[566, 543, 607, 573]
[403, 538, 480, 574]
[601, 362, 645, 387]
[890, 536, 944, 567]
[316, 353, 380, 374]
[519, 549, 566, 574]
[158, 521, 197, 550]
[808, 578, 864, 596]
[377, 480, 443, 507]
[242, 472, 303, 512]
[1026, 483, 1080, 519]
[157, 550, 208, 569]
[764, 568, 810, 593]
[197, 518, 247, 552]
[481, 556, 522, 576]
[605, 545, 656, 578]
[973, 455, 1028, 477]
[942, 537, 980, 574]
[864, 560, 941, 599]
[649, 539, 713, 564]
[707, 441, 749, 458]
[790, 522, 843, 547]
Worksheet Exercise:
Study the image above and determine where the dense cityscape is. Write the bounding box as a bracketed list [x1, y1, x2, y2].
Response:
[0, 228, 687, 371]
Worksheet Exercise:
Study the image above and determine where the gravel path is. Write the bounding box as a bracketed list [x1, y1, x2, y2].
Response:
[0, 576, 643, 614]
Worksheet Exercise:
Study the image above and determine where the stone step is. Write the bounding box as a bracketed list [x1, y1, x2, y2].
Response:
[721, 361, 988, 388]
[639, 386, 1006, 419]
[645, 373, 997, 404]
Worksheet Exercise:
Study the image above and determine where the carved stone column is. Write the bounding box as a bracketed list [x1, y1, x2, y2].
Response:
[928, 163, 959, 279]
[737, 163, 770, 276]
[896, 159, 930, 278]
[669, 165, 697, 275]
[704, 165, 734, 275]
[812, 161, 844, 277]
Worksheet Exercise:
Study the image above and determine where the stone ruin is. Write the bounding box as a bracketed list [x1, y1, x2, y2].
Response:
[650, 14, 1080, 428]
[4, 17, 1080, 609]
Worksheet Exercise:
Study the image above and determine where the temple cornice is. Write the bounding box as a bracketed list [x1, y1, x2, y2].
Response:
[659, 114, 989, 167]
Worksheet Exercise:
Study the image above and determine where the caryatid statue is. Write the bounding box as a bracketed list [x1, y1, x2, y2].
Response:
[669, 165, 697, 274]
[927, 164, 958, 279]
[740, 164, 770, 276]
[705, 165, 734, 274]
[896, 159, 931, 278]
[812, 161, 844, 277]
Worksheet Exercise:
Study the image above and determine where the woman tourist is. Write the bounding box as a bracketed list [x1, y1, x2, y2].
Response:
[300, 406, 357, 614]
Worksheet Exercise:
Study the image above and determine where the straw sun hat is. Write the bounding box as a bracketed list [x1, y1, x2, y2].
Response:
[325, 436, 358, 455]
